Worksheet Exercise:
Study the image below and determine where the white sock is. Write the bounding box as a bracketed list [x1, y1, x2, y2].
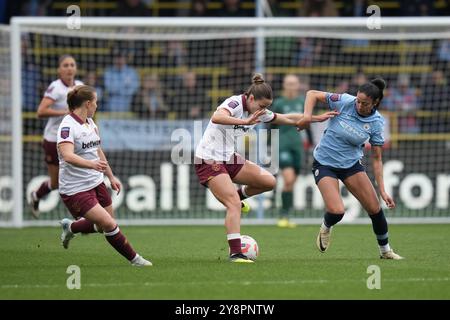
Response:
[227, 233, 241, 240]
[379, 244, 391, 253]
[240, 186, 249, 198]
[321, 222, 330, 232]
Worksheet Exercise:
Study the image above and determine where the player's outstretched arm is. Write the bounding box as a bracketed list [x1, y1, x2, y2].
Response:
[211, 108, 265, 126]
[272, 111, 338, 126]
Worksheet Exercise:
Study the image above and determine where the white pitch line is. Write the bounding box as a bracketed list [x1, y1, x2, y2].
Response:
[1, 278, 449, 290]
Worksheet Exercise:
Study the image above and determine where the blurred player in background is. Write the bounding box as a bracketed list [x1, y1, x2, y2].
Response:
[57, 85, 152, 267]
[297, 78, 404, 259]
[28, 55, 83, 218]
[271, 74, 310, 228]
[195, 73, 337, 263]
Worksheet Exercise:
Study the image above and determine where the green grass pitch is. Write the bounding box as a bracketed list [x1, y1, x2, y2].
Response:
[0, 224, 449, 299]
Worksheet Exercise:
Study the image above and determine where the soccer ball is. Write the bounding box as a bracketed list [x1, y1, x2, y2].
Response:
[240, 235, 259, 261]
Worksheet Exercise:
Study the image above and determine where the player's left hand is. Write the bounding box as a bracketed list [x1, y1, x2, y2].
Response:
[381, 192, 395, 209]
[110, 177, 121, 195]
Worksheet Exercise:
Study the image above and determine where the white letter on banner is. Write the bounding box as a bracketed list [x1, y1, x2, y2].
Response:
[160, 163, 173, 210]
[399, 174, 433, 209]
[436, 174, 450, 209]
[0, 176, 13, 213]
[126, 175, 155, 211]
[171, 128, 192, 165]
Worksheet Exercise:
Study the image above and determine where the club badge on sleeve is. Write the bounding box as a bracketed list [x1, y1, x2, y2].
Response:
[61, 127, 70, 139]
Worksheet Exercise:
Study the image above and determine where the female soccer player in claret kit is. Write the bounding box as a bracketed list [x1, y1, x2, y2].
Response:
[29, 55, 83, 218]
[195, 73, 337, 263]
[297, 78, 404, 260]
[57, 85, 152, 266]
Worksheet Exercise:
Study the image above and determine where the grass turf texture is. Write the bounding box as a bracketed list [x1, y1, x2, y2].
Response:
[0, 224, 449, 299]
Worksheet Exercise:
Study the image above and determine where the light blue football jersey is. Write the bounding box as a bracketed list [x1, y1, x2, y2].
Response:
[313, 92, 385, 169]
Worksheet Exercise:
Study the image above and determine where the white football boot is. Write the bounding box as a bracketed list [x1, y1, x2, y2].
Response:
[131, 254, 153, 267]
[60, 218, 75, 249]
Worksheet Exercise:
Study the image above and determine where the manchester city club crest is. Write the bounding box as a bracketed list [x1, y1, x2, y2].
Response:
[363, 124, 370, 131]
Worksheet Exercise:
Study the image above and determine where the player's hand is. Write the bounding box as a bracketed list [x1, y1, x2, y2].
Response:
[109, 176, 121, 195]
[244, 109, 265, 125]
[92, 160, 108, 172]
[315, 111, 339, 122]
[381, 191, 395, 209]
[296, 115, 312, 131]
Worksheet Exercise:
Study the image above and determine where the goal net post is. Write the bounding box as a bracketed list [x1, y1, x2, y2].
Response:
[4, 17, 450, 227]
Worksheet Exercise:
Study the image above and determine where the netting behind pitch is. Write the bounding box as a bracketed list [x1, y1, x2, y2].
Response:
[0, 26, 12, 224]
[14, 20, 450, 223]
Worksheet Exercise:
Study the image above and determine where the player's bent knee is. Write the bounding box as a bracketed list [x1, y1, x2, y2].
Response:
[368, 206, 382, 215]
[99, 217, 117, 233]
[326, 206, 345, 214]
[262, 176, 276, 191]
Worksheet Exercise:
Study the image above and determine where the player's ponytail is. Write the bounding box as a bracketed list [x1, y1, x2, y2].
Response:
[67, 85, 96, 112]
[245, 73, 273, 101]
[358, 77, 386, 109]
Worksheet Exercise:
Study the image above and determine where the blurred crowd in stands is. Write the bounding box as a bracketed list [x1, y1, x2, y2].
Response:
[1, 0, 450, 21]
[0, 0, 449, 135]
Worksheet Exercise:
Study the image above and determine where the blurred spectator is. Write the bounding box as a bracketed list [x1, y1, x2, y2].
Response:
[166, 41, 188, 67]
[83, 71, 103, 106]
[421, 70, 450, 133]
[170, 71, 208, 119]
[340, 0, 368, 17]
[189, 0, 210, 17]
[112, 0, 151, 16]
[21, 0, 49, 16]
[132, 73, 168, 118]
[348, 72, 368, 96]
[384, 74, 420, 133]
[21, 37, 42, 111]
[299, 0, 338, 17]
[293, 38, 323, 67]
[267, 0, 294, 17]
[103, 49, 140, 112]
[438, 40, 450, 72]
[221, 38, 255, 93]
[335, 80, 349, 94]
[400, 0, 435, 16]
[219, 0, 251, 17]
[297, 75, 310, 96]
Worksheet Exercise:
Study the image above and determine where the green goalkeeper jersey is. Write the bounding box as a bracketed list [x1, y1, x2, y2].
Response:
[271, 95, 305, 150]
